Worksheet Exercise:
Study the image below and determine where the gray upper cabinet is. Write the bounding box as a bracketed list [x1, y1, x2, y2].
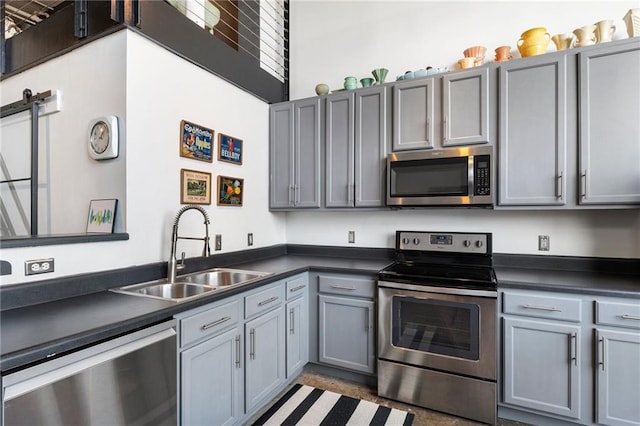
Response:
[269, 98, 321, 209]
[393, 78, 435, 151]
[498, 55, 567, 206]
[326, 87, 388, 207]
[442, 67, 490, 146]
[578, 40, 640, 205]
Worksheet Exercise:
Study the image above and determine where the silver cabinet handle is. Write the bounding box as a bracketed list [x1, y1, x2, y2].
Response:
[599, 337, 605, 371]
[249, 328, 255, 360]
[288, 185, 294, 206]
[580, 170, 587, 198]
[523, 304, 562, 312]
[295, 185, 300, 205]
[556, 172, 563, 199]
[426, 116, 430, 143]
[201, 316, 231, 330]
[443, 115, 448, 143]
[235, 334, 241, 368]
[621, 314, 640, 320]
[289, 285, 306, 293]
[258, 296, 279, 306]
[289, 308, 295, 334]
[331, 285, 356, 291]
[570, 333, 578, 366]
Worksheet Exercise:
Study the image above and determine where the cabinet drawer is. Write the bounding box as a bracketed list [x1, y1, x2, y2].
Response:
[245, 283, 285, 319]
[596, 301, 640, 330]
[502, 292, 582, 322]
[286, 274, 308, 300]
[180, 299, 240, 347]
[318, 275, 376, 299]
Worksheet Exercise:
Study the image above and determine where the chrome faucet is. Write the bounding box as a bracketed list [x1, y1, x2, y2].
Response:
[167, 205, 211, 282]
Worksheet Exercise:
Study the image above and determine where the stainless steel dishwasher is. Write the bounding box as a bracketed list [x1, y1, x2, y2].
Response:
[2, 320, 177, 426]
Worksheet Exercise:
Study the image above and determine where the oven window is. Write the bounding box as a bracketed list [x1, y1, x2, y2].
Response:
[391, 296, 480, 360]
[390, 157, 469, 197]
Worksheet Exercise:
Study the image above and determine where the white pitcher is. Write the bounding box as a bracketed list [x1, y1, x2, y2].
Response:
[594, 19, 616, 43]
[573, 25, 597, 47]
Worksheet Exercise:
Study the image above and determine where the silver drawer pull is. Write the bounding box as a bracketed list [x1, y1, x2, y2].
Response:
[258, 296, 279, 306]
[621, 314, 640, 320]
[331, 285, 356, 291]
[289, 285, 306, 292]
[201, 316, 231, 330]
[522, 304, 562, 312]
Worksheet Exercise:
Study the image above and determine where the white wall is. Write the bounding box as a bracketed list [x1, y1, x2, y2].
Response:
[286, 0, 640, 259]
[289, 1, 638, 98]
[0, 31, 287, 285]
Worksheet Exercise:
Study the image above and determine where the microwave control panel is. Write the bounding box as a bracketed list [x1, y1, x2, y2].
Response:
[474, 155, 491, 196]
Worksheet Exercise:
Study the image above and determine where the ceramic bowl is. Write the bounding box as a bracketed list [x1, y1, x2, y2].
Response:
[463, 46, 487, 59]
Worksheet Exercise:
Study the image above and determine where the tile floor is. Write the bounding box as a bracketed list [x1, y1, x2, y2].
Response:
[288, 372, 528, 426]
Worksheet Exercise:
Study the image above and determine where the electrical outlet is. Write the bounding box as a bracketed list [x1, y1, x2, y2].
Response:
[248, 233, 253, 246]
[348, 231, 355, 244]
[215, 234, 222, 251]
[538, 235, 550, 251]
[25, 258, 55, 275]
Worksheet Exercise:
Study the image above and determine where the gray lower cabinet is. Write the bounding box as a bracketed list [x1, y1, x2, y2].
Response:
[326, 86, 389, 207]
[286, 274, 309, 377]
[392, 77, 436, 151]
[503, 317, 581, 419]
[269, 98, 321, 209]
[317, 274, 376, 374]
[442, 67, 491, 147]
[181, 327, 243, 426]
[578, 40, 640, 205]
[498, 54, 568, 206]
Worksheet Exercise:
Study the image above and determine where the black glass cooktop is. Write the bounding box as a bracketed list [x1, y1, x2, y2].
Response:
[378, 261, 497, 291]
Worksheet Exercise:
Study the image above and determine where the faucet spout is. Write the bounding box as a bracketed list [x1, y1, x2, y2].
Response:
[167, 205, 211, 282]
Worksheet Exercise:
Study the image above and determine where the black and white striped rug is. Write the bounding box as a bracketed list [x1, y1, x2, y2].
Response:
[251, 384, 415, 426]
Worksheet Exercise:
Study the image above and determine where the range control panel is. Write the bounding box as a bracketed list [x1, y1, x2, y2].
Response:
[397, 231, 490, 254]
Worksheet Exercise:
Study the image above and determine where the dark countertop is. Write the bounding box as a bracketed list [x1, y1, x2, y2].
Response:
[0, 253, 391, 373]
[2, 248, 638, 374]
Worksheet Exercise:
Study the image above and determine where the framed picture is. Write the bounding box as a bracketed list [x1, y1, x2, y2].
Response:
[86, 199, 117, 233]
[217, 133, 243, 165]
[180, 120, 213, 162]
[181, 169, 212, 205]
[217, 175, 244, 206]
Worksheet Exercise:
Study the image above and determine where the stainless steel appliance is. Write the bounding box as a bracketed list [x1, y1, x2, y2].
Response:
[378, 231, 497, 425]
[386, 145, 493, 207]
[2, 320, 177, 426]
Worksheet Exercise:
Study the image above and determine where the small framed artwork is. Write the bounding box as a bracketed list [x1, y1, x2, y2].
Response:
[180, 120, 214, 162]
[217, 175, 244, 206]
[218, 133, 243, 165]
[181, 169, 212, 205]
[87, 199, 117, 233]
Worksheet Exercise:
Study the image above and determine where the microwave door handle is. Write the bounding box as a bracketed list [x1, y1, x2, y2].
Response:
[468, 155, 475, 197]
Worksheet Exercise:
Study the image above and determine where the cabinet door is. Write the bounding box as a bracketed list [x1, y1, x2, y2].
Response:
[318, 294, 375, 374]
[245, 307, 285, 412]
[286, 296, 308, 377]
[294, 98, 322, 208]
[579, 41, 640, 205]
[393, 78, 435, 151]
[442, 68, 490, 146]
[355, 86, 388, 207]
[326, 92, 355, 207]
[269, 102, 295, 208]
[181, 328, 242, 426]
[596, 328, 640, 426]
[498, 56, 567, 205]
[503, 317, 581, 420]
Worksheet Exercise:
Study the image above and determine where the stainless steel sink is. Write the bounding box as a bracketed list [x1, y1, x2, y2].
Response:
[111, 268, 272, 302]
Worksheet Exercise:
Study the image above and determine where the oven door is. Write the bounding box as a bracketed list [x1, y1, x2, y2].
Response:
[378, 282, 496, 380]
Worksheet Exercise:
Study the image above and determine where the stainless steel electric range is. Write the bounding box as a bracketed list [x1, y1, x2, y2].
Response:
[377, 230, 497, 425]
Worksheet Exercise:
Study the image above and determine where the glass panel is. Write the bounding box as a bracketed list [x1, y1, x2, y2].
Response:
[392, 296, 480, 360]
[390, 157, 468, 197]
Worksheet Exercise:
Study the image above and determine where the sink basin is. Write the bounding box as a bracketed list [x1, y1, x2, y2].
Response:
[178, 268, 270, 287]
[111, 268, 272, 302]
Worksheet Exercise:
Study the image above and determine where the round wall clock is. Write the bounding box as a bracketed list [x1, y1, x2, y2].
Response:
[88, 116, 119, 160]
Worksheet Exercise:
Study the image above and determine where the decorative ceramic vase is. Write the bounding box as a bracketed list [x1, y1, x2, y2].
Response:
[360, 78, 375, 88]
[372, 68, 389, 85]
[552, 33, 573, 51]
[344, 76, 357, 90]
[315, 83, 330, 95]
[494, 46, 512, 62]
[623, 8, 640, 38]
[517, 27, 551, 57]
[594, 19, 616, 43]
[573, 24, 597, 47]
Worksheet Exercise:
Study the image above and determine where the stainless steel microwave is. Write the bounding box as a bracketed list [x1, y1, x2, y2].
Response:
[386, 146, 494, 207]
